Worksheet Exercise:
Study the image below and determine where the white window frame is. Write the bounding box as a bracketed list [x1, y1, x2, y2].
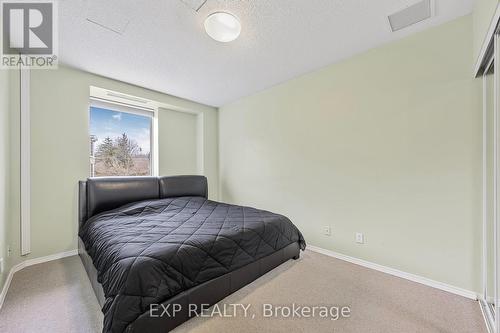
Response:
[89, 97, 159, 177]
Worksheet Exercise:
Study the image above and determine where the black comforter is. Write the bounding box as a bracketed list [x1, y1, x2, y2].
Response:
[79, 196, 306, 333]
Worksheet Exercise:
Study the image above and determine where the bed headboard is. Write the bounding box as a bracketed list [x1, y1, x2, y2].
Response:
[78, 175, 208, 227]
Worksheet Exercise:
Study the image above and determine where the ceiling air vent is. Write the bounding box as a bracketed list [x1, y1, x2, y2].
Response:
[180, 0, 207, 12]
[388, 0, 432, 32]
[86, 0, 131, 35]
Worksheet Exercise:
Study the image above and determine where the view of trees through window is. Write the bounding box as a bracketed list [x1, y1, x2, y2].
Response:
[90, 106, 152, 177]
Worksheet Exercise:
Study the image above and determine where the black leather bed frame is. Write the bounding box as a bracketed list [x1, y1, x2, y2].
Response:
[78, 175, 300, 332]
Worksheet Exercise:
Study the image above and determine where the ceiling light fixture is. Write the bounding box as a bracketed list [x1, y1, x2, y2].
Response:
[204, 12, 241, 42]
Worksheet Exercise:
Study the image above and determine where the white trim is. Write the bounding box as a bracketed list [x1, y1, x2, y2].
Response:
[0, 247, 479, 312]
[196, 112, 205, 175]
[483, 56, 490, 304]
[105, 91, 150, 105]
[20, 66, 30, 256]
[90, 86, 156, 110]
[0, 249, 78, 310]
[480, 298, 495, 333]
[307, 245, 478, 300]
[474, 4, 500, 77]
[482, 53, 496, 333]
[494, 34, 500, 333]
[152, 108, 159, 177]
[89, 86, 203, 116]
[90, 97, 155, 116]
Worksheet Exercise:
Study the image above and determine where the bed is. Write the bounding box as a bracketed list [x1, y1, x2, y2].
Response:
[78, 175, 306, 333]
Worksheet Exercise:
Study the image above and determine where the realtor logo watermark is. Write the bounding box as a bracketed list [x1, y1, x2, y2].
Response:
[1, 0, 58, 68]
[150, 303, 352, 321]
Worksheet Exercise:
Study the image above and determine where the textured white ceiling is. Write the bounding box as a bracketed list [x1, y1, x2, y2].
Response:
[59, 0, 475, 107]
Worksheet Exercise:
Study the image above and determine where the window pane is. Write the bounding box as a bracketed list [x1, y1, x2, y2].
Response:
[90, 106, 152, 177]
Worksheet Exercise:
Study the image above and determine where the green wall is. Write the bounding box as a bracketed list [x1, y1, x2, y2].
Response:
[2, 8, 495, 296]
[219, 15, 481, 292]
[0, 68, 19, 292]
[473, 0, 499, 67]
[159, 109, 199, 176]
[0, 69, 11, 291]
[4, 65, 218, 268]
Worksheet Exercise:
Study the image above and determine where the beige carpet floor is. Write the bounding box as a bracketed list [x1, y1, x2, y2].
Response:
[0, 251, 487, 333]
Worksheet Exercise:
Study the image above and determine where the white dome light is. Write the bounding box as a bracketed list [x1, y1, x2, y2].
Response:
[204, 12, 241, 43]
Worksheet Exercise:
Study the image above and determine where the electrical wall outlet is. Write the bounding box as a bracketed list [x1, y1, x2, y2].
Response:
[7, 245, 11, 257]
[323, 226, 331, 236]
[355, 232, 364, 244]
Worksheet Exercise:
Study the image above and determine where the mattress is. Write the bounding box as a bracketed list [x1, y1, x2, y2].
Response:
[79, 196, 306, 333]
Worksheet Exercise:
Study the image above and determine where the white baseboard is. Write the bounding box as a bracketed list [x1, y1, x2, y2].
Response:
[0, 246, 479, 310]
[0, 249, 78, 309]
[307, 245, 478, 300]
[478, 299, 494, 333]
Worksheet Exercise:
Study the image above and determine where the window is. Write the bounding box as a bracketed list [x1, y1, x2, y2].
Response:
[89, 99, 156, 177]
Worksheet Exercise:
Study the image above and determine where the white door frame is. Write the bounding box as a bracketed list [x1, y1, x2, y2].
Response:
[495, 33, 500, 333]
[481, 31, 500, 333]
